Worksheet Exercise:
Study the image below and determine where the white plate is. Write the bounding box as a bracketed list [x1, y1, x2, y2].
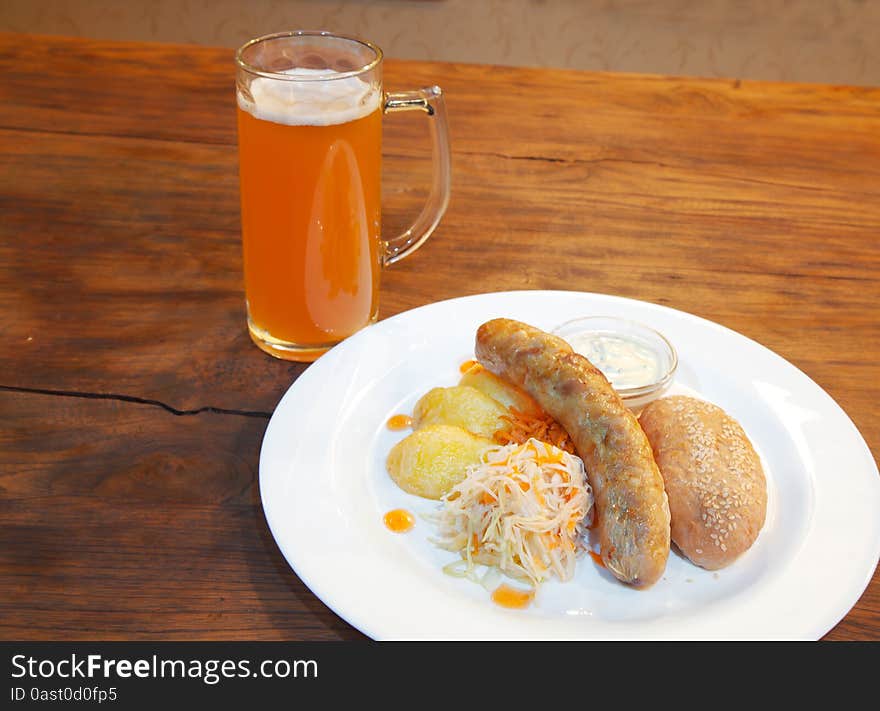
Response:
[259, 290, 880, 640]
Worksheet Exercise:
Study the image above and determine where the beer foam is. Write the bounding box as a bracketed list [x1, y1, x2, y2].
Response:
[238, 68, 381, 126]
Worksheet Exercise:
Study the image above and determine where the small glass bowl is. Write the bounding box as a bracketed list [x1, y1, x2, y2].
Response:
[551, 316, 678, 411]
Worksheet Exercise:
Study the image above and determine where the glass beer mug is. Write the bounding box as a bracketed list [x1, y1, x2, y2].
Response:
[235, 31, 451, 361]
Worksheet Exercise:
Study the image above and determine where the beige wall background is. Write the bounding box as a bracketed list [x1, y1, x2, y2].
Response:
[1, 0, 878, 86]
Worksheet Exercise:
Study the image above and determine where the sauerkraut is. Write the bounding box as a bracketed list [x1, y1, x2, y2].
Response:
[430, 438, 594, 586]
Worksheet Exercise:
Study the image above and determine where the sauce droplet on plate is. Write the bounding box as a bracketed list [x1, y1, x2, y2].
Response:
[588, 550, 606, 568]
[383, 509, 415, 533]
[491, 583, 534, 609]
[386, 414, 412, 431]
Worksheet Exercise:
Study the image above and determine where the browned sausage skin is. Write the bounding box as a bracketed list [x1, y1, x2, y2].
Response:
[475, 318, 670, 587]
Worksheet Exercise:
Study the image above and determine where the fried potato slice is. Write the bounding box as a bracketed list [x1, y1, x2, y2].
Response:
[458, 364, 543, 416]
[412, 385, 508, 438]
[386, 424, 494, 499]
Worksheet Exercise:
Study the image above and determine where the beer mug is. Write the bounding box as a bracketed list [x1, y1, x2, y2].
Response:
[235, 31, 451, 361]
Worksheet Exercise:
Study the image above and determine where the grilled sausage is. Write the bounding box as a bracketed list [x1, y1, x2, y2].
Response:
[475, 318, 670, 587]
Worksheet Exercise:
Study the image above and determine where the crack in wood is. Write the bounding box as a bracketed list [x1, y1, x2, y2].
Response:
[0, 385, 271, 419]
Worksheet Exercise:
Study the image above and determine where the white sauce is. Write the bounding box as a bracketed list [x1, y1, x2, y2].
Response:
[567, 332, 663, 390]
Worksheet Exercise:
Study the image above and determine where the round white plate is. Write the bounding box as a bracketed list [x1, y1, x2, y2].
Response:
[259, 290, 880, 640]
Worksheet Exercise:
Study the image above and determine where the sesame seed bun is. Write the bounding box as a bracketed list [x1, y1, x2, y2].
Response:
[639, 396, 767, 570]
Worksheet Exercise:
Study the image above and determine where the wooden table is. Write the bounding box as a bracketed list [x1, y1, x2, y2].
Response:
[1, 33, 878, 641]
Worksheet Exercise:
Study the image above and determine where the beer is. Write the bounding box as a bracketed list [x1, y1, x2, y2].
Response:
[237, 70, 382, 355]
[235, 32, 451, 361]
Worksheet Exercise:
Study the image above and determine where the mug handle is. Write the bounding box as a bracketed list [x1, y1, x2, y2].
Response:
[382, 86, 451, 266]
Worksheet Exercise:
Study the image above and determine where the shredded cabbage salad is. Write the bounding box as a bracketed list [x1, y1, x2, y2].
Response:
[430, 438, 594, 586]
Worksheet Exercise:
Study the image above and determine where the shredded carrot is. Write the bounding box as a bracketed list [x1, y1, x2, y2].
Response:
[493, 406, 575, 454]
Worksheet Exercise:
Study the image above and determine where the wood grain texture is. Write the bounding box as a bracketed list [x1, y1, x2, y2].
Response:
[0, 33, 877, 641]
[0, 390, 364, 640]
